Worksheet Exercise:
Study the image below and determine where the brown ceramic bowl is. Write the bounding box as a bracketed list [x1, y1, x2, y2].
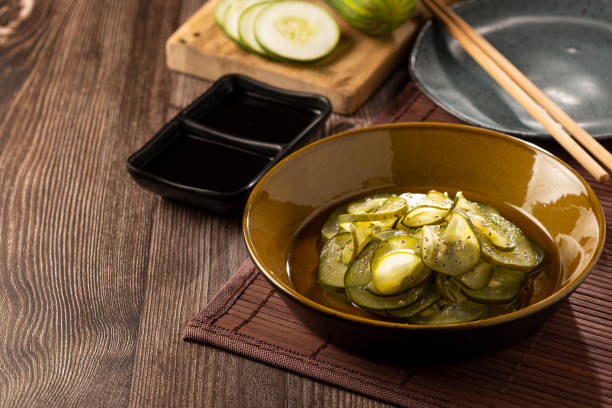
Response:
[243, 123, 605, 358]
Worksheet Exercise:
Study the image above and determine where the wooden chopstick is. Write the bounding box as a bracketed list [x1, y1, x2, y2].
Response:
[423, 0, 610, 182]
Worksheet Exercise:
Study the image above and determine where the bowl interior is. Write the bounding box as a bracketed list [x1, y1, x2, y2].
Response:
[243, 123, 605, 327]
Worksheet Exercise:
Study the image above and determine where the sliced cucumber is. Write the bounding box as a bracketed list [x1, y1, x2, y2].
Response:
[345, 242, 430, 311]
[225, 0, 270, 46]
[454, 192, 518, 251]
[317, 189, 545, 325]
[341, 222, 374, 264]
[462, 268, 525, 304]
[239, 2, 276, 55]
[370, 249, 430, 296]
[470, 213, 516, 250]
[370, 234, 420, 271]
[254, 1, 340, 63]
[423, 190, 452, 210]
[318, 233, 351, 289]
[457, 260, 492, 290]
[321, 204, 348, 241]
[346, 193, 393, 215]
[215, 0, 238, 28]
[410, 300, 488, 325]
[480, 230, 537, 271]
[435, 273, 466, 303]
[338, 197, 407, 222]
[421, 210, 481, 276]
[400, 206, 448, 227]
[386, 284, 441, 319]
[399, 192, 427, 211]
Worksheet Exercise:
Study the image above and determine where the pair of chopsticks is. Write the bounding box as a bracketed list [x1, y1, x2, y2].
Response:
[423, 0, 612, 183]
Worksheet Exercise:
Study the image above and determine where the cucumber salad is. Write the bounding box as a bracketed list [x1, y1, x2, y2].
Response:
[318, 191, 546, 325]
[215, 0, 340, 63]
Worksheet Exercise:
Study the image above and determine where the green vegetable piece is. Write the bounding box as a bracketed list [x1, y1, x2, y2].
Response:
[457, 260, 493, 290]
[318, 233, 352, 289]
[239, 2, 278, 56]
[338, 196, 407, 222]
[371, 249, 429, 295]
[345, 242, 430, 311]
[346, 193, 393, 214]
[477, 201, 500, 218]
[254, 1, 340, 63]
[341, 222, 374, 264]
[462, 268, 526, 304]
[321, 204, 348, 241]
[423, 190, 452, 210]
[435, 273, 466, 303]
[421, 210, 481, 276]
[324, 0, 417, 36]
[400, 206, 448, 227]
[409, 300, 488, 325]
[386, 284, 441, 318]
[470, 213, 517, 250]
[370, 234, 420, 270]
[224, 0, 269, 44]
[399, 192, 427, 211]
[454, 192, 518, 251]
[215, 0, 238, 27]
[480, 230, 538, 271]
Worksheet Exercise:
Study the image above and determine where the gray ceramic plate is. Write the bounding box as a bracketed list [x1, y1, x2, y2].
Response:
[410, 0, 612, 139]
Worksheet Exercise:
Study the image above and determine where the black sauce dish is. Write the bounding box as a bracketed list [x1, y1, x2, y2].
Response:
[127, 74, 331, 213]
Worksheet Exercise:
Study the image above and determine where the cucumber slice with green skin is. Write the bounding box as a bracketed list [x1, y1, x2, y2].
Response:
[480, 229, 537, 271]
[341, 222, 374, 264]
[386, 284, 441, 318]
[372, 228, 420, 242]
[399, 193, 427, 211]
[477, 201, 500, 218]
[397, 191, 451, 212]
[435, 273, 466, 303]
[215, 0, 238, 28]
[488, 294, 523, 316]
[409, 300, 488, 325]
[400, 206, 448, 227]
[224, 0, 269, 45]
[457, 260, 493, 290]
[462, 268, 526, 304]
[239, 2, 277, 55]
[347, 193, 393, 215]
[470, 213, 517, 250]
[454, 192, 517, 250]
[424, 190, 452, 210]
[318, 233, 352, 289]
[422, 210, 481, 276]
[255, 1, 340, 63]
[321, 204, 348, 241]
[345, 242, 430, 311]
[370, 249, 430, 295]
[370, 234, 420, 271]
[338, 197, 407, 222]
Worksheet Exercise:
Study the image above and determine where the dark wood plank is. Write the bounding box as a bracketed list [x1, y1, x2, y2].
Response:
[0, 0, 406, 406]
[0, 0, 173, 405]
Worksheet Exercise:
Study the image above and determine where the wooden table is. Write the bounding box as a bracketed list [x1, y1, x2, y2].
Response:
[0, 1, 406, 406]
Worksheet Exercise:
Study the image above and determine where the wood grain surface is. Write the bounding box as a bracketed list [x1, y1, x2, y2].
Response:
[0, 0, 406, 406]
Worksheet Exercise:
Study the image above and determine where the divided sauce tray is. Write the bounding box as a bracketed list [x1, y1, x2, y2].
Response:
[127, 74, 331, 213]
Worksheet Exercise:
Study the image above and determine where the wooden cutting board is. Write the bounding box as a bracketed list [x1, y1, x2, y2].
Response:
[166, 0, 432, 114]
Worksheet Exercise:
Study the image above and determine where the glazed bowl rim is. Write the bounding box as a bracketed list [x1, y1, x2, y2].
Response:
[243, 122, 606, 331]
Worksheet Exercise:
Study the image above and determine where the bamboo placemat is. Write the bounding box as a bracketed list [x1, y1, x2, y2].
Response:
[184, 82, 612, 408]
